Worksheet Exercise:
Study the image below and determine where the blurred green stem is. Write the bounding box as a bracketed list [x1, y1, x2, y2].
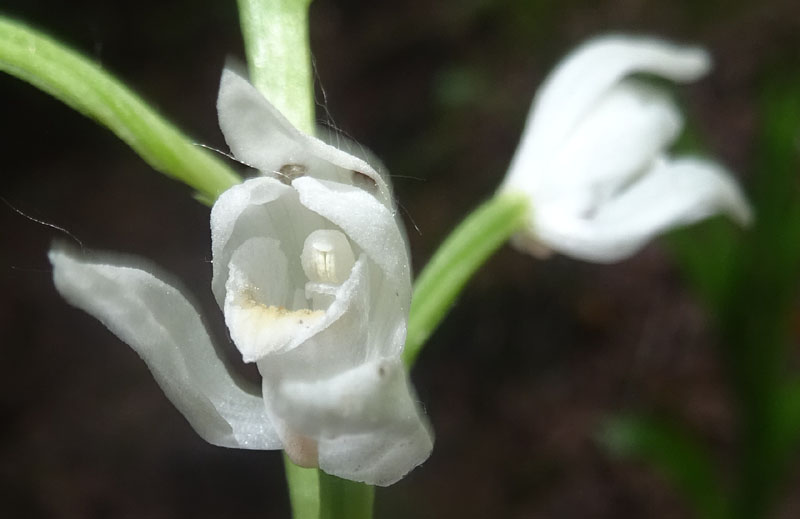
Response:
[237, 0, 315, 134]
[404, 192, 531, 366]
[0, 16, 241, 201]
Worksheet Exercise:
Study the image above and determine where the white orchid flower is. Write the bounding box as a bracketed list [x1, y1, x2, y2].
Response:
[500, 35, 752, 262]
[49, 67, 433, 486]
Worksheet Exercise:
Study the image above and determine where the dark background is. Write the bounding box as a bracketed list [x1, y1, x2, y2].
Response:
[2, 0, 799, 517]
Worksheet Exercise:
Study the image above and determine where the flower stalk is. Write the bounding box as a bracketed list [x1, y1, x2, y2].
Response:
[404, 192, 531, 367]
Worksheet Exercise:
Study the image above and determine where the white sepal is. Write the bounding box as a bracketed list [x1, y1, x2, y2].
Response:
[49, 246, 281, 450]
[217, 67, 393, 206]
[535, 157, 752, 262]
[510, 34, 710, 175]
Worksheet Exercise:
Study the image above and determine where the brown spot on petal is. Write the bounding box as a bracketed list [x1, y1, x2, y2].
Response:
[278, 164, 308, 184]
[351, 170, 378, 195]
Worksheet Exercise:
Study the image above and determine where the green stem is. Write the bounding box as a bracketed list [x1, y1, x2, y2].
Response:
[0, 16, 241, 201]
[404, 192, 531, 367]
[284, 454, 321, 519]
[318, 472, 374, 519]
[237, 0, 315, 134]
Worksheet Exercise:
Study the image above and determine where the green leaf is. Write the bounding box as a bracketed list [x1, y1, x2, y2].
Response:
[721, 77, 800, 434]
[600, 414, 728, 519]
[0, 16, 241, 201]
[774, 379, 800, 462]
[695, 77, 800, 519]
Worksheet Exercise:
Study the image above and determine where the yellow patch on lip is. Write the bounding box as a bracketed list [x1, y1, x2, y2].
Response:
[228, 292, 326, 360]
[240, 295, 325, 331]
[245, 296, 323, 322]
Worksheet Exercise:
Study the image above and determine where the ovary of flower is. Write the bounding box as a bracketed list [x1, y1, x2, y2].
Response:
[500, 35, 752, 262]
[48, 66, 433, 487]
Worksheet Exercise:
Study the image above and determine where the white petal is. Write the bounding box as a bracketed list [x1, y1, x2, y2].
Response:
[293, 177, 409, 289]
[49, 246, 280, 450]
[536, 79, 682, 215]
[294, 176, 411, 357]
[268, 358, 434, 486]
[534, 157, 753, 262]
[318, 424, 434, 486]
[217, 67, 393, 205]
[505, 35, 710, 189]
[210, 176, 326, 308]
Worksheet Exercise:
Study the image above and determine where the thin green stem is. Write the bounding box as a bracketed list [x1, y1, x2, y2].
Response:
[318, 472, 374, 519]
[284, 454, 321, 519]
[0, 16, 241, 201]
[404, 192, 531, 367]
[237, 0, 315, 134]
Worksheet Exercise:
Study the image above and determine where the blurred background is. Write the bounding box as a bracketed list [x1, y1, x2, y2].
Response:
[1, 0, 799, 517]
